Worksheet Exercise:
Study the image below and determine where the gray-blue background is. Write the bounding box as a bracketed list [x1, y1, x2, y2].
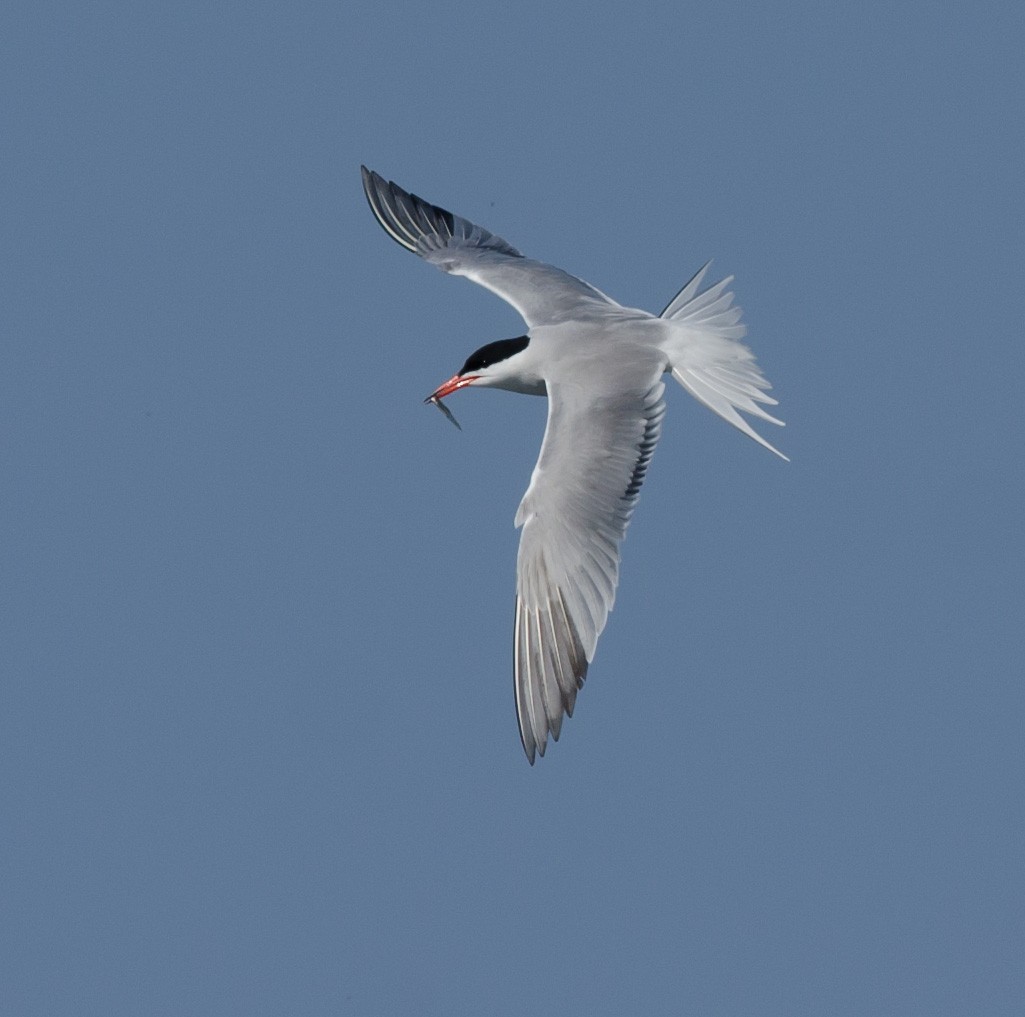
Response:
[4, 2, 1022, 1014]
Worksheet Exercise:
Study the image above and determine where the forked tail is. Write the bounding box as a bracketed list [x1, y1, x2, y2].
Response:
[660, 262, 788, 460]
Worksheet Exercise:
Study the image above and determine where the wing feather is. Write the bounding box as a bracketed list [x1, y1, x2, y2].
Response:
[514, 376, 666, 762]
[361, 166, 617, 328]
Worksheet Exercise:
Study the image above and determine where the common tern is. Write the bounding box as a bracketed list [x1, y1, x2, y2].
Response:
[361, 166, 786, 764]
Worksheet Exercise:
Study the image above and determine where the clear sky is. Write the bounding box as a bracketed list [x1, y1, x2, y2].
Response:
[3, 2, 1023, 1014]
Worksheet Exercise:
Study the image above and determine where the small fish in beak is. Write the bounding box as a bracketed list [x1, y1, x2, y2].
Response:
[424, 393, 462, 430]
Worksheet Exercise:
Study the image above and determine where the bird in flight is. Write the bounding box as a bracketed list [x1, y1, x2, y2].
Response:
[361, 166, 786, 764]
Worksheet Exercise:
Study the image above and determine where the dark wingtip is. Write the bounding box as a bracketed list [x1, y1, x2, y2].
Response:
[361, 167, 523, 261]
[360, 167, 420, 253]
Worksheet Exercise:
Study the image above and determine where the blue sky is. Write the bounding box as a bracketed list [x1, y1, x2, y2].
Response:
[3, 2, 1023, 1014]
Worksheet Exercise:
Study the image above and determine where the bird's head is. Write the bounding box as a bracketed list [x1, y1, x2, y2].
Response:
[425, 335, 543, 405]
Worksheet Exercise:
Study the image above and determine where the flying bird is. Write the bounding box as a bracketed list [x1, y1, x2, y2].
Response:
[361, 166, 786, 764]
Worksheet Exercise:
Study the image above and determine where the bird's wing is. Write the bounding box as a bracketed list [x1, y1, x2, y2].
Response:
[513, 372, 666, 763]
[361, 167, 616, 329]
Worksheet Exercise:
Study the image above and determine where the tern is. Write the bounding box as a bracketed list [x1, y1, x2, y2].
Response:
[361, 166, 786, 764]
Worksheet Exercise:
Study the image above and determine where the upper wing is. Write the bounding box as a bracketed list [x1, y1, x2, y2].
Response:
[361, 167, 616, 329]
[513, 374, 666, 763]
